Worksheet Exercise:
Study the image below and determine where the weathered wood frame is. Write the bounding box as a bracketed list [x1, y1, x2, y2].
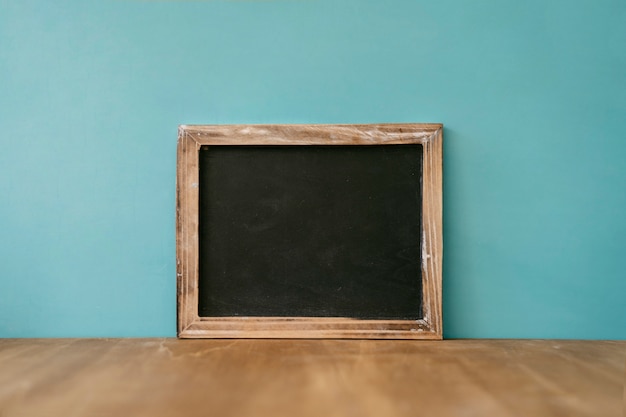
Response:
[177, 124, 443, 339]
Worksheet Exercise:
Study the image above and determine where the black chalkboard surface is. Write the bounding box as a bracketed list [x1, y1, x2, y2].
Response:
[176, 124, 443, 339]
[198, 145, 423, 319]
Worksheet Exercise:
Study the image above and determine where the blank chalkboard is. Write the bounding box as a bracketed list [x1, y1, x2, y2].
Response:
[177, 124, 443, 339]
[198, 145, 423, 319]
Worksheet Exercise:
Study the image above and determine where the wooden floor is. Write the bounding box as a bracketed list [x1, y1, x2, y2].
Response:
[0, 339, 623, 417]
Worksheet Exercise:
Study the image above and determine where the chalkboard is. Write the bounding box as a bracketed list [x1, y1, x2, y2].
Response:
[177, 124, 443, 339]
[198, 145, 423, 319]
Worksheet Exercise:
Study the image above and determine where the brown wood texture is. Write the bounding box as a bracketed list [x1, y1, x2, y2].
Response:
[176, 124, 443, 339]
[0, 339, 623, 417]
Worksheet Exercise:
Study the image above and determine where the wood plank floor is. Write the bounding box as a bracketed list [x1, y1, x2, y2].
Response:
[0, 339, 623, 417]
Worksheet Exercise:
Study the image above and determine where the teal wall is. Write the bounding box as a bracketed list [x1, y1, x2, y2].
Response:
[1, 0, 624, 339]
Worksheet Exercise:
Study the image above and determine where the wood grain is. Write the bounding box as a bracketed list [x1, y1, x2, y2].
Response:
[181, 123, 443, 145]
[177, 124, 443, 339]
[0, 339, 623, 417]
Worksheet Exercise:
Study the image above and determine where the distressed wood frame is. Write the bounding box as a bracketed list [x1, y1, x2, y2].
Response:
[176, 124, 443, 339]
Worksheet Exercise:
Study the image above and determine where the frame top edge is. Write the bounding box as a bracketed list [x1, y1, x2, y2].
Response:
[180, 123, 443, 130]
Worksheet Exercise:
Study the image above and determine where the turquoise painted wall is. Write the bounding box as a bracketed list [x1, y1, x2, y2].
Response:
[1, 0, 624, 339]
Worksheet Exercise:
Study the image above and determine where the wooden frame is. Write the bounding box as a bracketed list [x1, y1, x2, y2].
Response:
[177, 124, 443, 339]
